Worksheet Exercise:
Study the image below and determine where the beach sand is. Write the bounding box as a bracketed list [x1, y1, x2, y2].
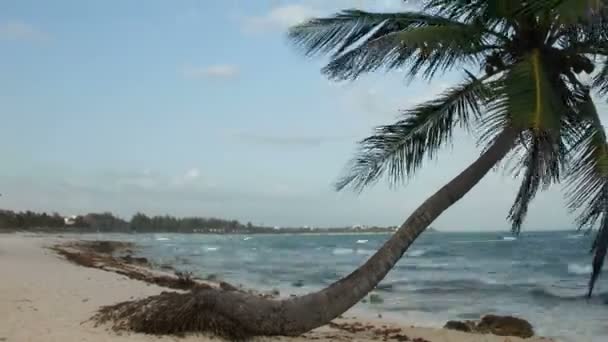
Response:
[0, 234, 553, 342]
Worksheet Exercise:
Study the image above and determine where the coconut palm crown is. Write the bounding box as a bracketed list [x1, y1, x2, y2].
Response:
[289, 0, 608, 296]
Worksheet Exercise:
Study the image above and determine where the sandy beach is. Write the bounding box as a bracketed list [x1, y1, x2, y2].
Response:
[0, 234, 553, 342]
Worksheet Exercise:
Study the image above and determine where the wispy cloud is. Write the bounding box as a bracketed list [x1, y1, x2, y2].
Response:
[242, 0, 417, 34]
[0, 20, 49, 43]
[100, 168, 206, 191]
[171, 168, 202, 186]
[243, 4, 318, 32]
[181, 64, 240, 79]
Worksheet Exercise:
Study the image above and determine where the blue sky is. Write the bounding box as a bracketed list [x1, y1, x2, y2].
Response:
[0, 0, 595, 230]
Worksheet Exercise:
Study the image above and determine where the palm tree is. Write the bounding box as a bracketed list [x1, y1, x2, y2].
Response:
[288, 0, 608, 296]
[98, 0, 608, 338]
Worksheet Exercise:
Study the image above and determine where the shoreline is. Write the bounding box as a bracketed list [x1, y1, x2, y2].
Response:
[0, 233, 554, 342]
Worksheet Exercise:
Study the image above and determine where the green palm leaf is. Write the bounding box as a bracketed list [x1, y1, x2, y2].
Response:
[593, 62, 608, 96]
[564, 95, 608, 296]
[520, 0, 606, 23]
[336, 73, 492, 191]
[289, 9, 498, 81]
[425, 0, 521, 18]
[322, 23, 489, 80]
[508, 132, 566, 233]
[506, 50, 563, 132]
[288, 10, 463, 57]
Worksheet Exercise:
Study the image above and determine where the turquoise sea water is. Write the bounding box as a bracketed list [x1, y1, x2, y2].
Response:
[84, 231, 608, 342]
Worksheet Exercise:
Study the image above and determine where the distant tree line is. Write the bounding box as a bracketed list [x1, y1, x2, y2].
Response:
[0, 210, 66, 229]
[0, 209, 268, 233]
[129, 213, 253, 233]
[0, 210, 129, 232]
[0, 208, 397, 234]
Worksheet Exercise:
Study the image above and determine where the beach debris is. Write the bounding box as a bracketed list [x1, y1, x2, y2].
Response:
[444, 315, 534, 338]
[444, 320, 474, 332]
[160, 264, 173, 271]
[329, 322, 367, 333]
[92, 290, 252, 340]
[477, 314, 534, 338]
[85, 240, 133, 254]
[174, 271, 196, 288]
[119, 255, 148, 265]
[412, 338, 430, 342]
[330, 322, 413, 341]
[391, 334, 410, 341]
[369, 293, 384, 304]
[219, 281, 239, 291]
[50, 241, 210, 291]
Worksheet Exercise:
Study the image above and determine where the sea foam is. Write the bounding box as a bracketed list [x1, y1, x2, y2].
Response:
[568, 263, 592, 275]
[408, 249, 427, 257]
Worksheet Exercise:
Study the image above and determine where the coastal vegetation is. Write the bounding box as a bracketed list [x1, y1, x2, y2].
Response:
[0, 209, 396, 234]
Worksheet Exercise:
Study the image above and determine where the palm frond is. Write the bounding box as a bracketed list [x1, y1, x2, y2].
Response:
[556, 19, 608, 55]
[593, 61, 608, 96]
[505, 50, 563, 132]
[321, 23, 489, 81]
[289, 10, 463, 57]
[336, 73, 492, 191]
[508, 132, 565, 233]
[521, 0, 607, 24]
[564, 95, 608, 296]
[424, 0, 520, 20]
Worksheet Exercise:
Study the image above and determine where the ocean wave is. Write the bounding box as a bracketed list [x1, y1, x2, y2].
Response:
[450, 239, 507, 244]
[568, 263, 592, 275]
[332, 248, 353, 255]
[398, 262, 450, 270]
[155, 237, 170, 241]
[407, 249, 426, 257]
[205, 246, 219, 252]
[528, 288, 583, 301]
[243, 237, 252, 241]
[566, 234, 584, 239]
[356, 249, 374, 255]
[502, 236, 517, 241]
[356, 239, 368, 244]
[530, 288, 608, 303]
[396, 277, 504, 292]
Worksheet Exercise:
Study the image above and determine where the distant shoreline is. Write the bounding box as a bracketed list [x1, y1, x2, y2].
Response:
[0, 228, 443, 235]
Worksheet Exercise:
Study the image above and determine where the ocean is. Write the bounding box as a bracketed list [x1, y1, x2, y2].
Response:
[88, 230, 608, 342]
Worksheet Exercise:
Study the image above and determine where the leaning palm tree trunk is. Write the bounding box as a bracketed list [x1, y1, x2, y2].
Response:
[94, 128, 516, 338]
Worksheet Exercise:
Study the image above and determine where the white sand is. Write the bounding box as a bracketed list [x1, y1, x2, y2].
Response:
[0, 234, 553, 342]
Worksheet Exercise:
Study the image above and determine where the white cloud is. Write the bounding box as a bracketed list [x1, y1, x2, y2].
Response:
[171, 168, 202, 186]
[108, 168, 204, 190]
[184, 168, 201, 181]
[242, 0, 417, 34]
[0, 20, 49, 42]
[244, 4, 318, 32]
[181, 64, 240, 79]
